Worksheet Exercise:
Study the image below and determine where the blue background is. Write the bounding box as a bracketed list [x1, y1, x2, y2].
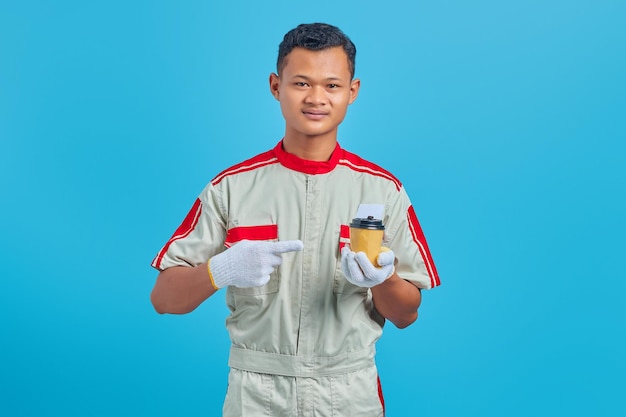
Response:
[1, 1, 624, 416]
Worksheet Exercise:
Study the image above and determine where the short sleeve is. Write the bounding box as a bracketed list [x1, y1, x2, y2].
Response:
[151, 183, 226, 271]
[384, 187, 440, 290]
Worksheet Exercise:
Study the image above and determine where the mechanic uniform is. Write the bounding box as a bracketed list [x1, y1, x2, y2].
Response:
[152, 140, 440, 416]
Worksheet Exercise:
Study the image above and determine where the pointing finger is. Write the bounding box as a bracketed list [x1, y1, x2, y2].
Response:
[269, 240, 304, 254]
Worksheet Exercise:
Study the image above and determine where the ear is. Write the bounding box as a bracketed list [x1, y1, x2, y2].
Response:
[348, 78, 361, 105]
[269, 73, 280, 100]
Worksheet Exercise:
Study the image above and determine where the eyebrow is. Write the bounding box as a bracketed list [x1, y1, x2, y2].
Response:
[292, 74, 344, 82]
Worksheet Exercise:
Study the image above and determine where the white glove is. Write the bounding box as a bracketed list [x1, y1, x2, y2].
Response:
[208, 239, 304, 289]
[340, 246, 395, 288]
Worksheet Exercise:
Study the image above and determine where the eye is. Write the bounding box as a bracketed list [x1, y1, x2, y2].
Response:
[328, 83, 338, 89]
[295, 82, 309, 87]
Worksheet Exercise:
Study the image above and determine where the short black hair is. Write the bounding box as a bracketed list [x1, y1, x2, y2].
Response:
[277, 23, 357, 79]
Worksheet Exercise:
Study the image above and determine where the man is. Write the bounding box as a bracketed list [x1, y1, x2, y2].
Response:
[151, 22, 440, 416]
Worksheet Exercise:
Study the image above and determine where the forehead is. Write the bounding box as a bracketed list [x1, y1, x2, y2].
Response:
[281, 47, 351, 79]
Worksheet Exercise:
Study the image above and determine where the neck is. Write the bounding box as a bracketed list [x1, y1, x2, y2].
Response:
[282, 132, 338, 161]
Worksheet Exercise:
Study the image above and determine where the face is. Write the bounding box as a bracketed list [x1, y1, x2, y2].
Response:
[269, 47, 360, 143]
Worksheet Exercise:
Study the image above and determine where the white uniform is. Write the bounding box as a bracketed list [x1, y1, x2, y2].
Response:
[152, 140, 440, 416]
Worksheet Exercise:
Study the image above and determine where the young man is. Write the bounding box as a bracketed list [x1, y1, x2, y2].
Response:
[151, 23, 440, 416]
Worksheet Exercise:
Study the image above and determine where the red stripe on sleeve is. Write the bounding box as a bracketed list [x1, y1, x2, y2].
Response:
[377, 375, 385, 415]
[407, 205, 440, 288]
[224, 225, 278, 247]
[151, 199, 202, 270]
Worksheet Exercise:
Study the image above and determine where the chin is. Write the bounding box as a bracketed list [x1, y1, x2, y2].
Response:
[302, 131, 335, 139]
[298, 125, 336, 137]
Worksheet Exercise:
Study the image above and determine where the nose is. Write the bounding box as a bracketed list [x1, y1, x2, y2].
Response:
[305, 86, 327, 105]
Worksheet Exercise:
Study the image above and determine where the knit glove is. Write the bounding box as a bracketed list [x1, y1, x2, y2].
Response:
[208, 239, 304, 289]
[340, 246, 395, 288]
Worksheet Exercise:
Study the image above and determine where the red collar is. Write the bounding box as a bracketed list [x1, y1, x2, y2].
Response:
[272, 140, 343, 175]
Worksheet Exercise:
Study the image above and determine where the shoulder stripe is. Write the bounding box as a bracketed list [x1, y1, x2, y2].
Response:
[338, 159, 402, 191]
[337, 149, 402, 190]
[151, 198, 202, 270]
[211, 151, 278, 186]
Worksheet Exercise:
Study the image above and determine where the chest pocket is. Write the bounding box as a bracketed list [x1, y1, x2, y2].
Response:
[224, 224, 281, 296]
[333, 224, 368, 295]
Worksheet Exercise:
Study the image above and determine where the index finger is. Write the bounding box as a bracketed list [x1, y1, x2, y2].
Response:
[269, 240, 304, 254]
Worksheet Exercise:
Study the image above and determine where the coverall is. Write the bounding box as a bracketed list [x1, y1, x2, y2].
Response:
[152, 140, 440, 416]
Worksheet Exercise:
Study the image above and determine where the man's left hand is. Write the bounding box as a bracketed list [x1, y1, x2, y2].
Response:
[340, 247, 395, 288]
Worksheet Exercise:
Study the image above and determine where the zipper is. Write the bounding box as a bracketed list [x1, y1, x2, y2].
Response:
[295, 174, 311, 354]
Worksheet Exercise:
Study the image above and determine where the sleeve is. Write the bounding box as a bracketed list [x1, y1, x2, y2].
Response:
[150, 183, 227, 271]
[384, 186, 441, 290]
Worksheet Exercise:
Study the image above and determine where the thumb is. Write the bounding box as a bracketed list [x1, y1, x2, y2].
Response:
[268, 240, 304, 254]
[376, 249, 395, 267]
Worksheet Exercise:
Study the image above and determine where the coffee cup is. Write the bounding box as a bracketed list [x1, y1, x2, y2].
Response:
[349, 216, 385, 266]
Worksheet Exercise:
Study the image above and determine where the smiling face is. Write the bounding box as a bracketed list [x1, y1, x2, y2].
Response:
[270, 46, 360, 147]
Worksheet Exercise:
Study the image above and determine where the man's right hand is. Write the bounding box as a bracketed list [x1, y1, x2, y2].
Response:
[207, 239, 304, 289]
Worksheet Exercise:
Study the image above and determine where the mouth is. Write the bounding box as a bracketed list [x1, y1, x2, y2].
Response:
[302, 109, 328, 120]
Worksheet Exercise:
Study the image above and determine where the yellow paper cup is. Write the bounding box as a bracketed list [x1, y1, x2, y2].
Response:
[349, 216, 385, 266]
